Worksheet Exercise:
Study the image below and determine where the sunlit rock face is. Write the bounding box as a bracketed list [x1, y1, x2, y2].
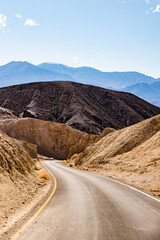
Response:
[0, 118, 99, 159]
[0, 129, 37, 176]
[68, 114, 160, 198]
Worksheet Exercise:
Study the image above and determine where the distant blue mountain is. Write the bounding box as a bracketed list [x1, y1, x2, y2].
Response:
[121, 81, 160, 107]
[0, 61, 72, 87]
[0, 61, 157, 89]
[0, 61, 159, 106]
[38, 63, 156, 89]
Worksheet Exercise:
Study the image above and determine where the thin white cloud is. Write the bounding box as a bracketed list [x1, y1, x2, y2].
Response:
[25, 19, 39, 27]
[15, 14, 22, 19]
[0, 14, 7, 29]
[153, 4, 160, 13]
[72, 56, 78, 64]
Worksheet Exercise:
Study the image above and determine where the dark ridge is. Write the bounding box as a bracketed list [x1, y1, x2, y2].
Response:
[0, 81, 160, 134]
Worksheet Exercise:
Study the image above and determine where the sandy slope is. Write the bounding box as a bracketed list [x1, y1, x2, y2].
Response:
[0, 130, 50, 239]
[69, 114, 160, 198]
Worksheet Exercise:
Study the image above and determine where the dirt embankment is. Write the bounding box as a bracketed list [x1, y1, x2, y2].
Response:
[68, 114, 160, 199]
[0, 130, 50, 239]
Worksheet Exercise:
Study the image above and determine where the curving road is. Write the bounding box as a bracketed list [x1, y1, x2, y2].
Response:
[12, 161, 160, 240]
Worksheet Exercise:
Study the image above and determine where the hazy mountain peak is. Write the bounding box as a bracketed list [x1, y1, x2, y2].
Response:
[38, 62, 157, 89]
[0, 61, 159, 106]
[0, 61, 72, 87]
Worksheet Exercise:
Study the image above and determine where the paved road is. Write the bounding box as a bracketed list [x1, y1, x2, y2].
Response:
[15, 161, 160, 240]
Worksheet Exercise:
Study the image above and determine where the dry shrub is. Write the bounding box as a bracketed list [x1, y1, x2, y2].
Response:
[150, 186, 160, 192]
[34, 162, 42, 171]
[33, 158, 39, 163]
[37, 169, 51, 182]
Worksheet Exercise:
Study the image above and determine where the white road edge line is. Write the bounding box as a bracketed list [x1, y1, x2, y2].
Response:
[91, 171, 160, 204]
[56, 162, 160, 204]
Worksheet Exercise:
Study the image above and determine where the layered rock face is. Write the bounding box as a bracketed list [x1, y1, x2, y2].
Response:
[68, 115, 160, 198]
[70, 114, 160, 166]
[0, 130, 37, 176]
[0, 118, 99, 159]
[0, 130, 38, 228]
[0, 81, 159, 134]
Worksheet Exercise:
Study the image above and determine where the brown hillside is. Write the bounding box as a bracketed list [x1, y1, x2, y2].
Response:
[0, 81, 159, 134]
[0, 118, 99, 159]
[69, 115, 160, 198]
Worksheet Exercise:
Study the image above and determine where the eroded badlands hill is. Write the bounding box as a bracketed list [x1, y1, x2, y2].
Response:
[69, 115, 160, 198]
[0, 118, 99, 159]
[0, 130, 39, 235]
[0, 81, 160, 134]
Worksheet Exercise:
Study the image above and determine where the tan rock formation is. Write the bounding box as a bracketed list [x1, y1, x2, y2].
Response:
[0, 130, 37, 176]
[68, 114, 160, 198]
[0, 118, 99, 160]
[100, 127, 115, 138]
[0, 130, 40, 233]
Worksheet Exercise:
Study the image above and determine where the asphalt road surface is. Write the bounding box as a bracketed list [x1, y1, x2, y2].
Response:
[13, 161, 160, 240]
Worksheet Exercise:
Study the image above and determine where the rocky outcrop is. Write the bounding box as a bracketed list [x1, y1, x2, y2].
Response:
[0, 130, 37, 176]
[0, 128, 49, 236]
[0, 118, 99, 159]
[68, 115, 160, 198]
[100, 127, 115, 138]
[69, 114, 160, 166]
[0, 81, 159, 134]
[0, 107, 18, 119]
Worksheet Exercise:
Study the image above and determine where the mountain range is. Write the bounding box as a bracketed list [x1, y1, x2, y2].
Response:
[121, 81, 160, 107]
[0, 61, 160, 106]
[0, 61, 72, 87]
[38, 63, 155, 89]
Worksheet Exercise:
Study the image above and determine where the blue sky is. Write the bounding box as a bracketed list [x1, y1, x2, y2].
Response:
[0, 0, 160, 77]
